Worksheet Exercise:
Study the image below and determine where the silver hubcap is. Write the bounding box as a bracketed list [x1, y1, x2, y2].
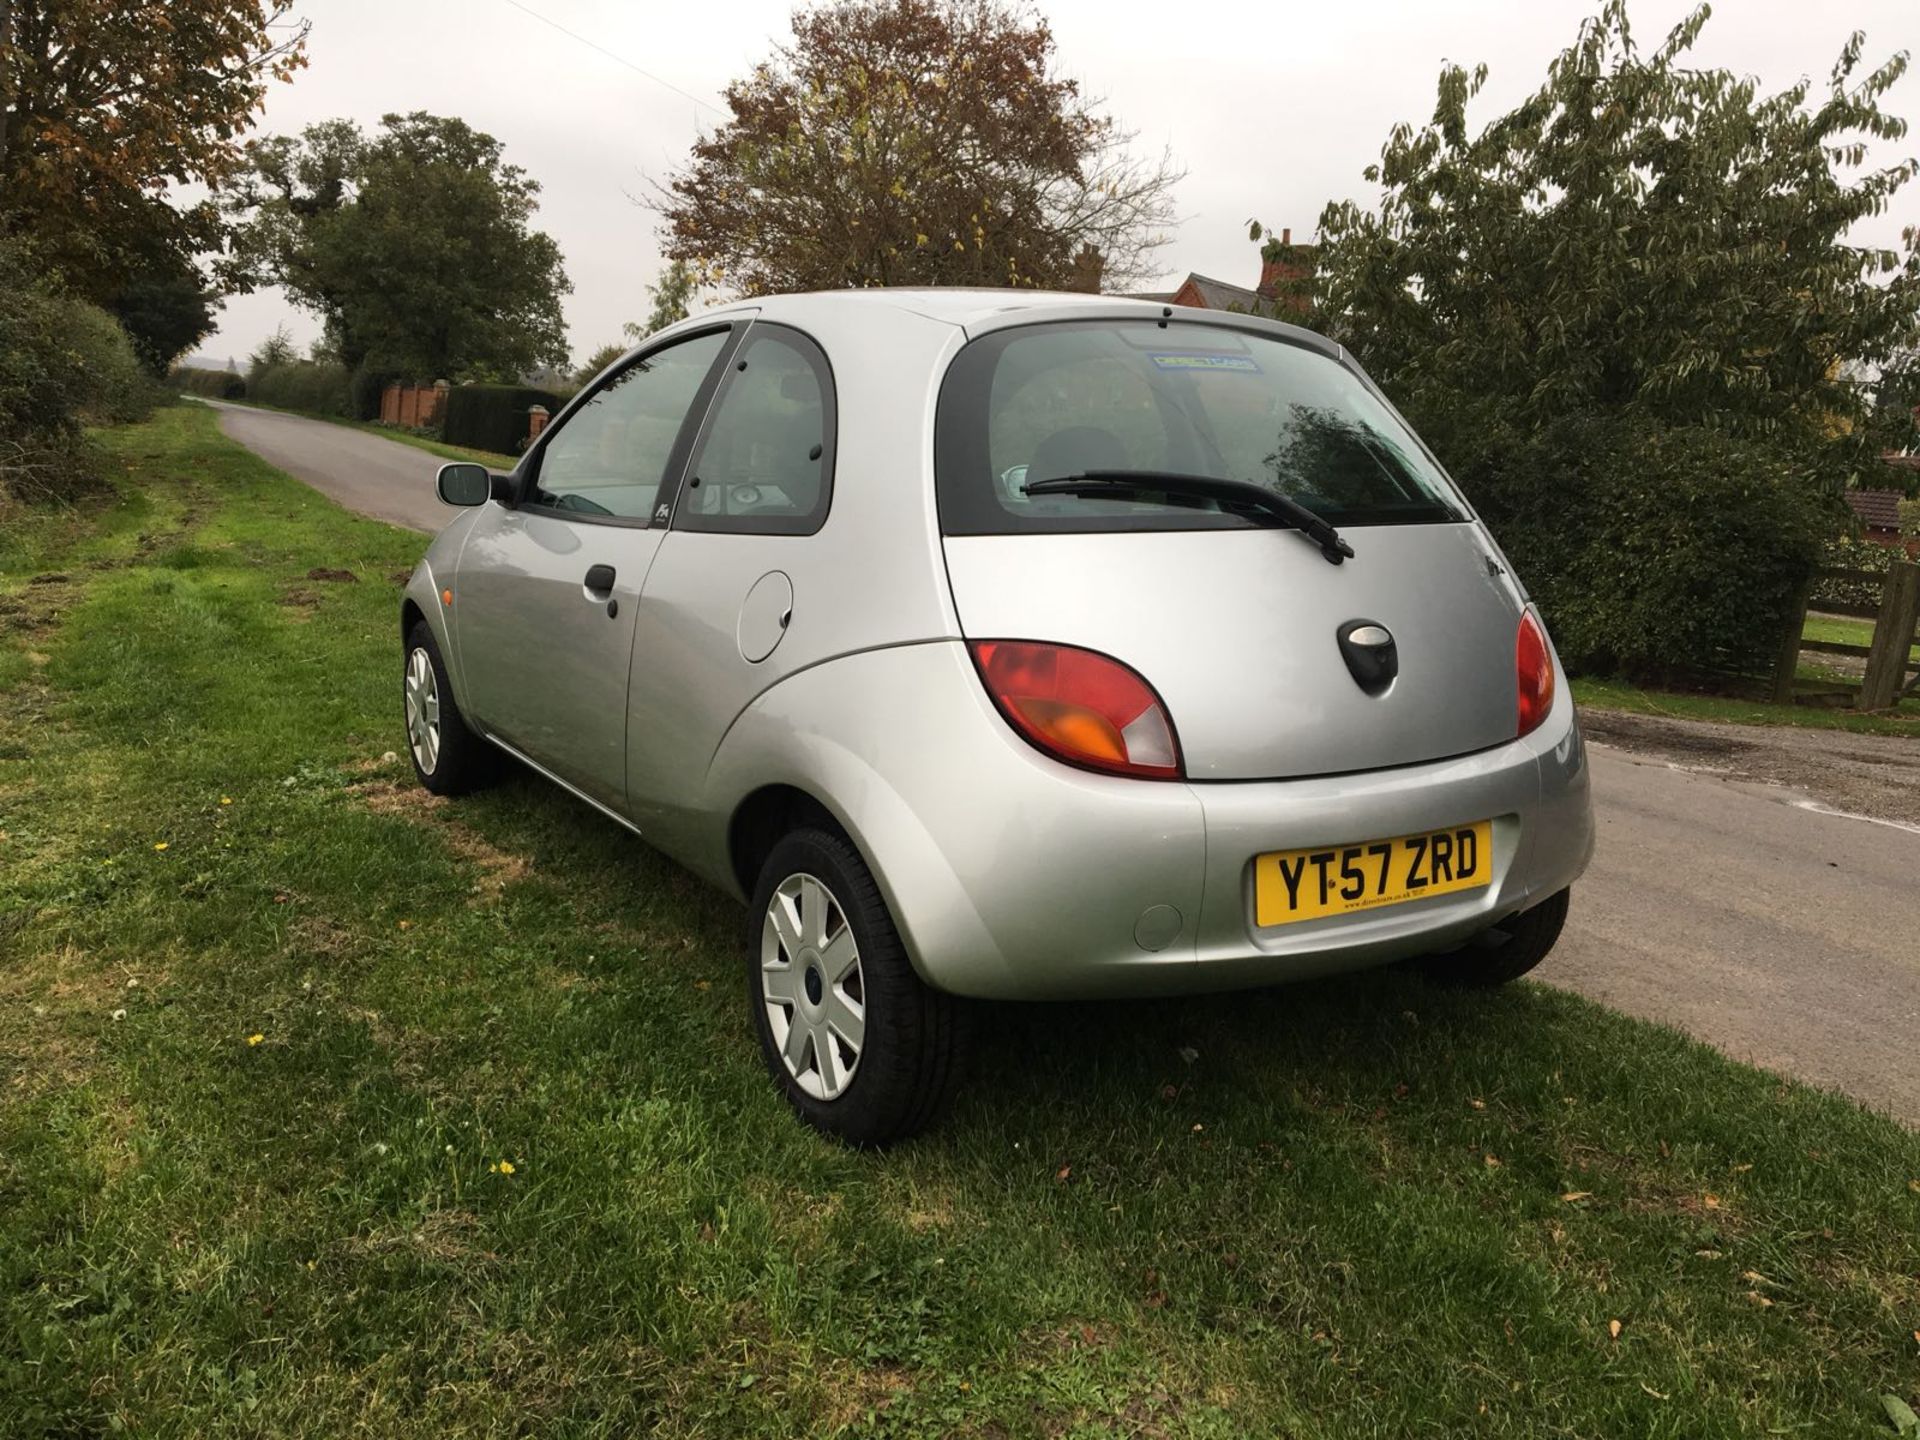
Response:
[404, 647, 441, 774]
[761, 872, 865, 1101]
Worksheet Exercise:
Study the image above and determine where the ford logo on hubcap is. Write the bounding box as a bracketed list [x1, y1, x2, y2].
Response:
[1338, 620, 1398, 696]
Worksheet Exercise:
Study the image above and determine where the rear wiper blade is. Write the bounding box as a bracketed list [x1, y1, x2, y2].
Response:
[1021, 470, 1354, 565]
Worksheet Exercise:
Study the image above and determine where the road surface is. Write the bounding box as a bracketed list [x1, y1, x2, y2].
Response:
[203, 398, 454, 533]
[211, 401, 1920, 1125]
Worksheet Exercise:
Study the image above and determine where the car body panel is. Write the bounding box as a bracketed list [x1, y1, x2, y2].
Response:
[454, 507, 660, 808]
[942, 523, 1526, 779]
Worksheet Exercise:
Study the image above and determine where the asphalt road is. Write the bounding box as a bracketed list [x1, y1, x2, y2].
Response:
[203, 398, 454, 533]
[211, 401, 1920, 1126]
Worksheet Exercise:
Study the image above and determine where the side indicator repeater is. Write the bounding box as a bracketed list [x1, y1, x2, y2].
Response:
[441, 588, 453, 606]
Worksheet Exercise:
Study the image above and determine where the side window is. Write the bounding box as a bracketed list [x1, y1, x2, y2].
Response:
[527, 329, 728, 522]
[677, 325, 834, 535]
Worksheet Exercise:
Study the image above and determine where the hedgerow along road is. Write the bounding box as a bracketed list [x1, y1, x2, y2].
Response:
[207, 398, 1920, 1126]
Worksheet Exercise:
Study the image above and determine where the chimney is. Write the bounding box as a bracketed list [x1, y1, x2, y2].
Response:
[1257, 227, 1313, 312]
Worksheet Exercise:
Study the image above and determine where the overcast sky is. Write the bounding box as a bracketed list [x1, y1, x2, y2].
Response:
[200, 0, 1920, 369]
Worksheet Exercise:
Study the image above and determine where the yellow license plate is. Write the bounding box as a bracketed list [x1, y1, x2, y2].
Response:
[1253, 820, 1493, 928]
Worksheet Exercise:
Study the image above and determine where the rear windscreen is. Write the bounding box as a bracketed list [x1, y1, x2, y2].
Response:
[935, 320, 1468, 535]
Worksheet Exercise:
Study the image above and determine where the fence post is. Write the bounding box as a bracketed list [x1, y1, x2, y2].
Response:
[1859, 559, 1920, 711]
[1770, 577, 1812, 705]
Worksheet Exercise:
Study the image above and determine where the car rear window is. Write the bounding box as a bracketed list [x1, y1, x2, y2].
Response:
[935, 320, 1468, 535]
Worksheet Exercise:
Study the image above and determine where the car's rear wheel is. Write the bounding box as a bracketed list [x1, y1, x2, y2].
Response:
[404, 621, 497, 796]
[1416, 887, 1570, 987]
[748, 827, 968, 1145]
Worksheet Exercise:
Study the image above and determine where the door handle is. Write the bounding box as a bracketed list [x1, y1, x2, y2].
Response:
[583, 563, 616, 596]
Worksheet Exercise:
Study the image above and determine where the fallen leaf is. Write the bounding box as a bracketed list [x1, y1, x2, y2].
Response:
[694, 980, 710, 991]
[1483, 1153, 1502, 1168]
[1729, 1162, 1751, 1173]
[1745, 1291, 1773, 1308]
[397, 919, 413, 931]
[153, 841, 168, 852]
[1702, 1193, 1722, 1210]
[1055, 1164, 1072, 1183]
[1191, 1123, 1204, 1134]
[1470, 1098, 1487, 1110]
[1882, 1394, 1920, 1439]
[1608, 1319, 1622, 1339]
[1560, 1191, 1592, 1203]
[1144, 1290, 1167, 1309]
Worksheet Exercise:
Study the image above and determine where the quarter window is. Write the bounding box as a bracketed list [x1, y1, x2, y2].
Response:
[677, 325, 834, 535]
[526, 329, 728, 522]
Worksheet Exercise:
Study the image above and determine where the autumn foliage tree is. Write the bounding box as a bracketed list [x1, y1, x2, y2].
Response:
[1303, 3, 1920, 678]
[0, 0, 306, 308]
[659, 0, 1178, 295]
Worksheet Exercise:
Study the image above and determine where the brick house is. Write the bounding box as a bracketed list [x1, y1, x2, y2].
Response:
[1131, 229, 1315, 317]
[1849, 453, 1920, 556]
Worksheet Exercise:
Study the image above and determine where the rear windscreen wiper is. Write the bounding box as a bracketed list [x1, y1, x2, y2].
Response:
[1022, 470, 1355, 565]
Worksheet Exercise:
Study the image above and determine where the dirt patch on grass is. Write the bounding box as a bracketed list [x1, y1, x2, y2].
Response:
[1581, 708, 1920, 827]
[350, 777, 531, 901]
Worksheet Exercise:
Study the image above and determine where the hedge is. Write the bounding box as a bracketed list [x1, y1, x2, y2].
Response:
[443, 383, 566, 455]
[1, 238, 158, 502]
[248, 361, 352, 417]
[172, 366, 246, 400]
[1463, 416, 1833, 680]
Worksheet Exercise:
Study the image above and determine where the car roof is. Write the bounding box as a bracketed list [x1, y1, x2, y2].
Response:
[697, 287, 1343, 359]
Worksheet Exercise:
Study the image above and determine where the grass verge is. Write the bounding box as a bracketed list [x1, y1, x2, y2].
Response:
[5, 407, 1919, 1437]
[1573, 675, 1920, 737]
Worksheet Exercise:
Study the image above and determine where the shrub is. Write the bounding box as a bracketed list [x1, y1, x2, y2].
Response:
[443, 383, 565, 455]
[171, 366, 247, 400]
[248, 361, 352, 417]
[1812, 537, 1898, 612]
[0, 238, 156, 502]
[349, 362, 400, 422]
[1467, 418, 1833, 679]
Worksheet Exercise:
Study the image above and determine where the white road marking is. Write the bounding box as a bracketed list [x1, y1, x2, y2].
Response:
[1788, 799, 1920, 836]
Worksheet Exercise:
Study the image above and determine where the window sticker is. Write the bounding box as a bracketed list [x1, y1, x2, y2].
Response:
[1149, 352, 1261, 374]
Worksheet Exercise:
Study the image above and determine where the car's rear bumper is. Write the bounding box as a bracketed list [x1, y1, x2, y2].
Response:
[703, 642, 1593, 1002]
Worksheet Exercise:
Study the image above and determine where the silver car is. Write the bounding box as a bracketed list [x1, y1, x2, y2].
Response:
[402, 289, 1594, 1143]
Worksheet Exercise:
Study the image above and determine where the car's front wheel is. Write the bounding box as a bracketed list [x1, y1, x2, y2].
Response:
[748, 827, 968, 1145]
[403, 621, 497, 796]
[1415, 887, 1571, 987]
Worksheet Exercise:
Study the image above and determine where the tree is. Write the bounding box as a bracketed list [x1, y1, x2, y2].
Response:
[249, 323, 297, 378]
[1302, 3, 1920, 677]
[636, 258, 696, 337]
[224, 112, 571, 381]
[108, 257, 219, 374]
[0, 0, 307, 302]
[658, 0, 1179, 295]
[574, 341, 627, 386]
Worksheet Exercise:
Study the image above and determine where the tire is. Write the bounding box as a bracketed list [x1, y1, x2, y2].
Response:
[747, 827, 969, 1145]
[1415, 887, 1571, 988]
[403, 621, 497, 796]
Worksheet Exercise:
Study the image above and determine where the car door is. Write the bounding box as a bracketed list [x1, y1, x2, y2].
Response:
[453, 325, 736, 810]
[624, 322, 837, 843]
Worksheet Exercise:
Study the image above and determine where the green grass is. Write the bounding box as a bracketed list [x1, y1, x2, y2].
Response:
[5, 407, 1920, 1437]
[1804, 611, 1920, 659]
[184, 392, 520, 470]
[1574, 675, 1920, 736]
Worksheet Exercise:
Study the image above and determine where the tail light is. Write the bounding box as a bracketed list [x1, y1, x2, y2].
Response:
[1516, 611, 1555, 737]
[969, 640, 1182, 779]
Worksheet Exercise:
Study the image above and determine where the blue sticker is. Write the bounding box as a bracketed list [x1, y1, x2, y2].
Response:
[1150, 352, 1261, 374]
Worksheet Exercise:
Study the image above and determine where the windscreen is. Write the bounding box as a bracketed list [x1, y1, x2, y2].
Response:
[935, 320, 1468, 535]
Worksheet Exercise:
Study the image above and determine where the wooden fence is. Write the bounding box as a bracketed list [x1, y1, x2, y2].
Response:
[1773, 559, 1920, 710]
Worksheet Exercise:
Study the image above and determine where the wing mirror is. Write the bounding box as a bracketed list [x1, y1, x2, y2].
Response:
[436, 462, 495, 508]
